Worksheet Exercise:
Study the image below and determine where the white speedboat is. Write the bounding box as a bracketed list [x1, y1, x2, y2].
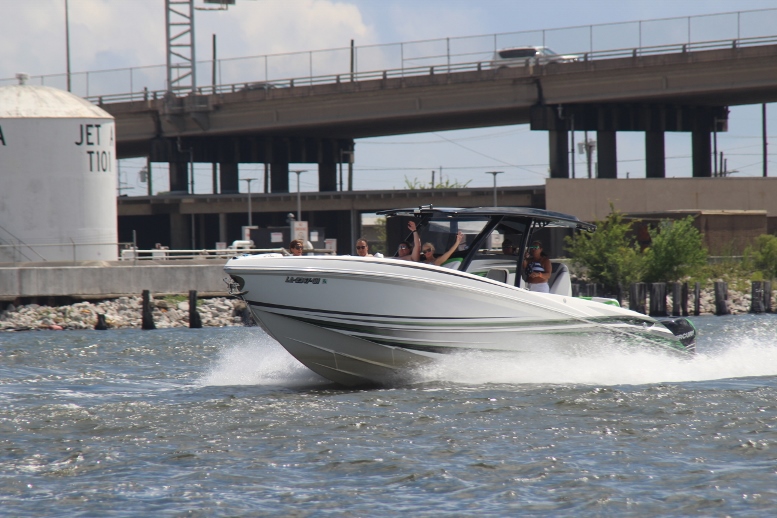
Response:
[224, 206, 696, 387]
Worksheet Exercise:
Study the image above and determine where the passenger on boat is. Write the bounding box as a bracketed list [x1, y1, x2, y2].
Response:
[396, 221, 421, 261]
[289, 239, 304, 256]
[355, 238, 373, 257]
[502, 239, 516, 255]
[522, 240, 552, 293]
[421, 231, 464, 266]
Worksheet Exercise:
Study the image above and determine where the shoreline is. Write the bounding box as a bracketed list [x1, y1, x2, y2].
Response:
[0, 296, 250, 332]
[1, 286, 775, 332]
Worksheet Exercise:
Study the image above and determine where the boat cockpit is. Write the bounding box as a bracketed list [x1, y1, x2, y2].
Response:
[378, 206, 595, 295]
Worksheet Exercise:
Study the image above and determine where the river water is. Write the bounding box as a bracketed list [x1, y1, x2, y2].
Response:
[1, 315, 776, 516]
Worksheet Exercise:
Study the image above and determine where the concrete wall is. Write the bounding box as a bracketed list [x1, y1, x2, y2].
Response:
[546, 178, 777, 221]
[0, 261, 229, 301]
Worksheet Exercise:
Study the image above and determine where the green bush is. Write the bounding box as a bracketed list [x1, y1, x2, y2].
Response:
[564, 209, 644, 293]
[642, 216, 708, 283]
[743, 234, 777, 280]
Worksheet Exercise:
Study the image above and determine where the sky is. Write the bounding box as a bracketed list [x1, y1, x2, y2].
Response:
[2, 0, 777, 196]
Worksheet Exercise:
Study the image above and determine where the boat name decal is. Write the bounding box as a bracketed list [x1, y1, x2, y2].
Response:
[285, 276, 326, 285]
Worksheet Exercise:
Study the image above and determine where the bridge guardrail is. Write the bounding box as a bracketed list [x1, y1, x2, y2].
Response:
[119, 247, 336, 261]
[5, 8, 777, 103]
[81, 33, 777, 106]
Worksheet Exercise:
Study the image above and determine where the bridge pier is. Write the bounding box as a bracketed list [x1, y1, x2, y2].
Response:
[645, 131, 665, 178]
[151, 135, 355, 195]
[169, 161, 190, 193]
[532, 104, 727, 179]
[548, 130, 569, 179]
[318, 140, 338, 192]
[597, 130, 617, 179]
[219, 162, 239, 193]
[692, 130, 713, 177]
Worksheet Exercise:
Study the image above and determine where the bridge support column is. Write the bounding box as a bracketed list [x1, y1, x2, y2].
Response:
[597, 131, 617, 178]
[219, 213, 227, 244]
[645, 131, 665, 178]
[169, 213, 190, 250]
[271, 140, 290, 193]
[692, 130, 712, 177]
[319, 162, 337, 192]
[548, 130, 569, 178]
[271, 162, 289, 193]
[220, 162, 239, 193]
[318, 140, 337, 192]
[169, 161, 190, 193]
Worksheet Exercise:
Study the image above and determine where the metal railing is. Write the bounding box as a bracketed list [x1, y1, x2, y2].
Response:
[77, 32, 777, 106]
[3, 8, 776, 103]
[0, 242, 126, 264]
[118, 247, 336, 261]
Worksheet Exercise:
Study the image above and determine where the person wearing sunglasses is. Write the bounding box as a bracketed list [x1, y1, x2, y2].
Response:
[289, 239, 304, 256]
[501, 239, 517, 256]
[420, 231, 464, 266]
[522, 240, 552, 293]
[395, 220, 421, 261]
[355, 238, 373, 257]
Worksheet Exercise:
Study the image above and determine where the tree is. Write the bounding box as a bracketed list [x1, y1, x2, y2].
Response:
[744, 234, 777, 280]
[642, 216, 707, 283]
[564, 208, 644, 293]
[404, 176, 471, 189]
[372, 216, 387, 255]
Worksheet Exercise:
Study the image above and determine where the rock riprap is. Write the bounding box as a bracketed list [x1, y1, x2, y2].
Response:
[0, 297, 249, 331]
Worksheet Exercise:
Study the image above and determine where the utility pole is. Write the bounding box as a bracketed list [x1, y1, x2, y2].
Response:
[241, 178, 257, 226]
[485, 171, 503, 207]
[65, 0, 71, 92]
[291, 170, 307, 221]
[763, 103, 769, 177]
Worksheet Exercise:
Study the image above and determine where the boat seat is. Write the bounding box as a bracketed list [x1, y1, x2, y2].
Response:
[486, 268, 509, 284]
[548, 262, 571, 296]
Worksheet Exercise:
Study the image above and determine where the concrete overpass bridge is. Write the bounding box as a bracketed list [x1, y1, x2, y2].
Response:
[100, 37, 777, 195]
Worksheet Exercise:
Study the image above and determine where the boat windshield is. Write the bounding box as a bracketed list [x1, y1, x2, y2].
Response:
[422, 217, 490, 262]
[480, 219, 528, 254]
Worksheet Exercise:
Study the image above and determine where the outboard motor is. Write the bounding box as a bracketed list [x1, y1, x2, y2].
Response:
[657, 317, 697, 354]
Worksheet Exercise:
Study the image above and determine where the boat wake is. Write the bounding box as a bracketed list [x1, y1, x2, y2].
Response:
[200, 318, 777, 389]
[411, 332, 777, 387]
[199, 332, 330, 388]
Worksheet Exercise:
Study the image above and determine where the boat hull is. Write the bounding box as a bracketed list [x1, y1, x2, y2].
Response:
[226, 255, 691, 387]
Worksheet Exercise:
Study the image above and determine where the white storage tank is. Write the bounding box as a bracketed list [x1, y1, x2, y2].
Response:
[0, 77, 117, 262]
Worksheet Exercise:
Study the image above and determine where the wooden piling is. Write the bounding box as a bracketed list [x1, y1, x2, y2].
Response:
[681, 282, 689, 317]
[629, 283, 647, 314]
[765, 281, 773, 313]
[750, 281, 765, 314]
[693, 282, 701, 316]
[141, 290, 156, 330]
[671, 282, 682, 316]
[714, 281, 729, 316]
[189, 290, 202, 328]
[571, 283, 580, 297]
[94, 313, 108, 330]
[649, 283, 667, 317]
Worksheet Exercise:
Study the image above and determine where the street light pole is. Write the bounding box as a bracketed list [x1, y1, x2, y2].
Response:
[290, 170, 307, 221]
[241, 178, 257, 226]
[65, 0, 71, 92]
[485, 171, 504, 207]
